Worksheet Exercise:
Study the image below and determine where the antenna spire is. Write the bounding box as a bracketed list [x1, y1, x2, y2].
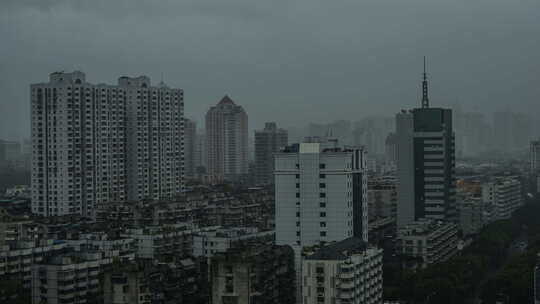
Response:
[422, 56, 429, 108]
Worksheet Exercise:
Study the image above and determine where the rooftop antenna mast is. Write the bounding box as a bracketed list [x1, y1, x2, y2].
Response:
[422, 56, 429, 108]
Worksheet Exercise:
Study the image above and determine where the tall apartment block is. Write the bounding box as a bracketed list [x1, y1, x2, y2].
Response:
[531, 140, 540, 172]
[31, 71, 184, 218]
[184, 118, 197, 178]
[205, 95, 248, 182]
[254, 122, 288, 185]
[396, 59, 456, 228]
[275, 142, 368, 248]
[194, 134, 207, 174]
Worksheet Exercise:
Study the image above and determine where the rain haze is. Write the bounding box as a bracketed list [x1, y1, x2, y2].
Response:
[1, 0, 539, 140]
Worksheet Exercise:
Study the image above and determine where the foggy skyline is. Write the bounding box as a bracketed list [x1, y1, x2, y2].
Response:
[1, 0, 539, 140]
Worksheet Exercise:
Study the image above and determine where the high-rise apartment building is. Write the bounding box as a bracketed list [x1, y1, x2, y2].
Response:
[31, 71, 184, 218]
[194, 134, 207, 174]
[531, 141, 540, 173]
[184, 118, 197, 178]
[254, 122, 288, 185]
[275, 143, 368, 247]
[396, 60, 456, 228]
[205, 95, 248, 182]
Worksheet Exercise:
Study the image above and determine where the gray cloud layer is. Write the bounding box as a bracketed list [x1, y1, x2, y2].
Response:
[1, 0, 539, 140]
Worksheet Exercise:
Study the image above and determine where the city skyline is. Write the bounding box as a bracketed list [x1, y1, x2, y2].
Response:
[1, 1, 539, 304]
[1, 0, 540, 140]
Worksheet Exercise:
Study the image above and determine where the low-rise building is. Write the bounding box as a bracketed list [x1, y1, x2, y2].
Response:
[398, 219, 458, 268]
[31, 251, 110, 304]
[103, 258, 202, 304]
[64, 232, 136, 262]
[5, 185, 31, 199]
[368, 177, 397, 221]
[123, 223, 195, 261]
[210, 243, 295, 304]
[302, 237, 383, 304]
[482, 177, 522, 220]
[1, 239, 68, 288]
[458, 197, 488, 236]
[193, 226, 273, 258]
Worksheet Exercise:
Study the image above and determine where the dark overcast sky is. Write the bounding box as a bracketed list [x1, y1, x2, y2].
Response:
[1, 0, 539, 140]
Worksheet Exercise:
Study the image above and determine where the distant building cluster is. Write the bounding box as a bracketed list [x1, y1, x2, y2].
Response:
[0, 64, 534, 304]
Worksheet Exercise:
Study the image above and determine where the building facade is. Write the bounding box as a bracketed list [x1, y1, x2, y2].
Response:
[275, 143, 368, 248]
[31, 71, 184, 218]
[368, 177, 397, 221]
[103, 259, 201, 304]
[481, 177, 522, 220]
[123, 223, 194, 261]
[254, 122, 288, 185]
[205, 95, 248, 182]
[192, 227, 273, 258]
[398, 219, 458, 268]
[31, 253, 104, 304]
[1, 240, 67, 289]
[210, 244, 295, 304]
[184, 118, 197, 178]
[458, 197, 488, 236]
[395, 65, 456, 229]
[532, 141, 540, 172]
[302, 237, 383, 304]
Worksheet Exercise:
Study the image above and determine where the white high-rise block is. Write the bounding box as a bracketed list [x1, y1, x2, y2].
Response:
[31, 71, 184, 218]
[275, 143, 368, 247]
[205, 95, 248, 182]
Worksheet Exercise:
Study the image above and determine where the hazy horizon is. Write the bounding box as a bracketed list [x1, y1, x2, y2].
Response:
[1, 0, 539, 141]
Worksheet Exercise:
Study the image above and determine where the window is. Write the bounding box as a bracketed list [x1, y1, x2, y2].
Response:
[320, 222, 326, 227]
[319, 174, 326, 178]
[319, 164, 325, 169]
[319, 193, 326, 198]
[296, 221, 300, 227]
[320, 183, 326, 188]
[296, 174, 300, 178]
[319, 202, 326, 208]
[296, 231, 300, 236]
[296, 212, 300, 217]
[296, 193, 300, 198]
[296, 183, 300, 188]
[320, 231, 326, 237]
[320, 212, 326, 217]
